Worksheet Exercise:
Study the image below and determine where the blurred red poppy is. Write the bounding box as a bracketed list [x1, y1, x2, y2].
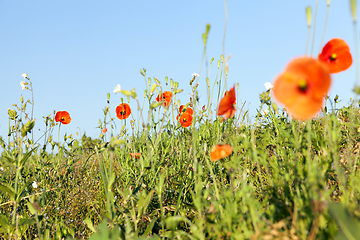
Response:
[179, 112, 193, 128]
[177, 105, 193, 119]
[273, 57, 331, 120]
[318, 38, 352, 73]
[102, 127, 107, 133]
[178, 105, 194, 115]
[210, 144, 233, 162]
[130, 153, 141, 159]
[55, 111, 71, 125]
[176, 105, 193, 127]
[116, 103, 131, 120]
[217, 86, 236, 119]
[156, 91, 172, 107]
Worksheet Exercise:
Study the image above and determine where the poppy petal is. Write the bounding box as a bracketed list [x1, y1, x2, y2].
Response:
[156, 91, 173, 107]
[55, 111, 71, 125]
[318, 38, 352, 73]
[179, 112, 193, 127]
[116, 103, 131, 120]
[130, 153, 141, 159]
[210, 144, 233, 162]
[273, 57, 331, 120]
[217, 86, 236, 118]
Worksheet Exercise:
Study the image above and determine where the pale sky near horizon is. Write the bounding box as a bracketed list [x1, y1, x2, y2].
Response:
[0, 1, 357, 142]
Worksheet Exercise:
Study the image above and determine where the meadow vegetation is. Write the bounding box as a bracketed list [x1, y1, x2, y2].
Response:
[2, 2, 360, 240]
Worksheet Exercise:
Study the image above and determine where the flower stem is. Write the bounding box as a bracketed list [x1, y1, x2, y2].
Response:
[318, 2, 330, 54]
[310, 0, 318, 57]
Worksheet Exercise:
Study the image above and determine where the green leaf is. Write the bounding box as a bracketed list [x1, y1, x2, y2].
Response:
[329, 203, 360, 240]
[16, 183, 28, 202]
[141, 217, 157, 237]
[2, 151, 15, 164]
[0, 215, 14, 233]
[18, 147, 37, 168]
[21, 119, 35, 137]
[137, 190, 154, 219]
[18, 218, 36, 226]
[107, 173, 115, 191]
[0, 184, 15, 201]
[88, 220, 121, 240]
[84, 217, 96, 233]
[353, 84, 360, 95]
[27, 201, 36, 215]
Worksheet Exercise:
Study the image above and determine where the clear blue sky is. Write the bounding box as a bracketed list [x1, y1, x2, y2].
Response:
[0, 1, 356, 141]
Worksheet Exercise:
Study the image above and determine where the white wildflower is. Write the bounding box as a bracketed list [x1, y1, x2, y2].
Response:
[264, 82, 274, 90]
[192, 73, 200, 78]
[22, 73, 28, 79]
[261, 108, 270, 116]
[0, 167, 3, 171]
[20, 81, 26, 90]
[32, 181, 38, 189]
[113, 84, 121, 94]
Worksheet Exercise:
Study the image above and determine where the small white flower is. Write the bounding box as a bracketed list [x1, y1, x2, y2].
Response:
[32, 181, 38, 189]
[192, 73, 200, 78]
[264, 82, 274, 90]
[22, 73, 28, 79]
[113, 84, 121, 94]
[261, 108, 270, 116]
[0, 167, 3, 171]
[20, 81, 26, 90]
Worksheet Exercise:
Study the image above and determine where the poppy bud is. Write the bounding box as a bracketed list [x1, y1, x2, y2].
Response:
[306, 6, 312, 27]
[120, 90, 132, 97]
[21, 119, 35, 137]
[154, 77, 160, 84]
[170, 79, 174, 88]
[150, 101, 163, 109]
[150, 83, 158, 94]
[350, 0, 357, 22]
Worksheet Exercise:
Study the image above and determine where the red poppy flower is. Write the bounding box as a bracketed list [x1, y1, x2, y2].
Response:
[102, 127, 107, 133]
[273, 57, 331, 120]
[210, 144, 233, 162]
[130, 153, 141, 159]
[318, 38, 352, 73]
[176, 105, 193, 119]
[116, 103, 131, 120]
[179, 105, 194, 115]
[178, 112, 193, 128]
[156, 91, 172, 107]
[55, 111, 71, 125]
[217, 86, 236, 119]
[176, 105, 193, 127]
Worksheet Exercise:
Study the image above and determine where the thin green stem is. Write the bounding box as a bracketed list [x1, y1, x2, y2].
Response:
[318, 3, 330, 54]
[310, 0, 318, 57]
[223, 0, 228, 82]
[353, 21, 359, 89]
[305, 26, 311, 55]
[57, 123, 61, 167]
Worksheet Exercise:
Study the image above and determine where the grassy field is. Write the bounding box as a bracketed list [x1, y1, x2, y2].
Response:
[2, 2, 360, 240]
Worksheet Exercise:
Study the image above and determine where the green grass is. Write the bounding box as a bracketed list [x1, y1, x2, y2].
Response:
[2, 2, 360, 239]
[2, 88, 360, 239]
